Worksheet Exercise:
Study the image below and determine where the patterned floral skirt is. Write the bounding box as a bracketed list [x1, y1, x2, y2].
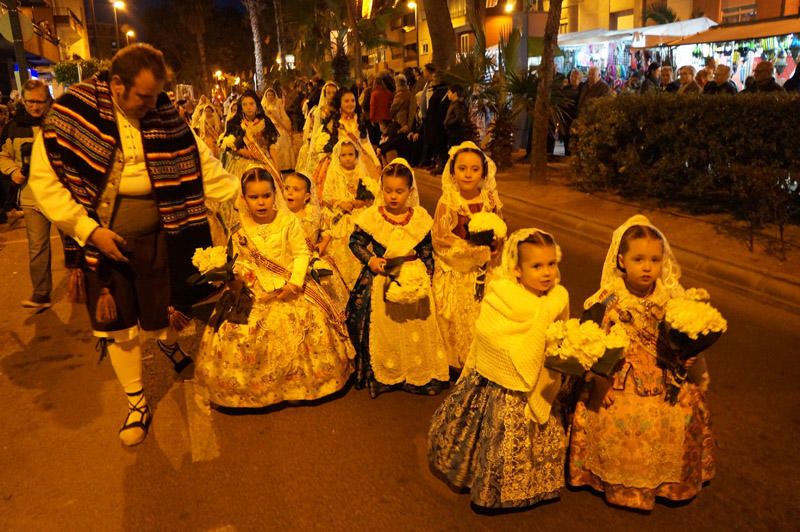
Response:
[196, 295, 354, 408]
[428, 370, 567, 509]
[568, 384, 715, 510]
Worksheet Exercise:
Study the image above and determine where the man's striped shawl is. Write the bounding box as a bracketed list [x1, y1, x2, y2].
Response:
[42, 70, 213, 309]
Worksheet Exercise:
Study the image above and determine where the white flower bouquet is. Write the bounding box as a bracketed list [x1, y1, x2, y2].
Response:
[466, 212, 507, 247]
[384, 259, 430, 305]
[219, 134, 237, 151]
[189, 246, 233, 286]
[544, 319, 629, 377]
[662, 294, 727, 359]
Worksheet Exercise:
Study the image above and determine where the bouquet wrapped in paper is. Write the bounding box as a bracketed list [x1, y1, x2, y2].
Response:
[219, 134, 237, 152]
[189, 246, 235, 286]
[384, 259, 430, 305]
[544, 319, 629, 377]
[662, 289, 727, 360]
[309, 256, 334, 283]
[466, 212, 507, 247]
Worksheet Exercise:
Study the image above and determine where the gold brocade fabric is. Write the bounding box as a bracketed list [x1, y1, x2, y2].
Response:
[195, 225, 353, 408]
[568, 282, 716, 510]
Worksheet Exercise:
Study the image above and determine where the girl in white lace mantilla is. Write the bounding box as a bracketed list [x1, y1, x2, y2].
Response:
[261, 87, 297, 171]
[428, 228, 570, 509]
[195, 167, 353, 408]
[345, 159, 449, 398]
[568, 215, 715, 511]
[321, 138, 381, 288]
[296, 81, 337, 177]
[432, 141, 504, 370]
[283, 171, 350, 314]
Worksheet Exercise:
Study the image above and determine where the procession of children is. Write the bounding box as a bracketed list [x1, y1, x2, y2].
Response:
[165, 80, 724, 514]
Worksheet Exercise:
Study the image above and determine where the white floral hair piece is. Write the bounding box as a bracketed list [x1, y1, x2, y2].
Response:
[440, 140, 502, 216]
[501, 227, 562, 281]
[380, 157, 420, 207]
[585, 214, 684, 308]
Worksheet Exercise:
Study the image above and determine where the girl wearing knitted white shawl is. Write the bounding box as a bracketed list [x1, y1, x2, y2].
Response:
[428, 228, 570, 509]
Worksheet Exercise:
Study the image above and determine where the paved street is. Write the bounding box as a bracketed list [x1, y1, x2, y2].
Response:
[1, 181, 799, 531]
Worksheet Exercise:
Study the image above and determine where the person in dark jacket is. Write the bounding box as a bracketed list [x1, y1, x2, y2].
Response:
[640, 63, 661, 94]
[0, 80, 56, 307]
[743, 61, 785, 93]
[443, 84, 468, 149]
[660, 65, 681, 93]
[424, 72, 450, 173]
[703, 64, 738, 95]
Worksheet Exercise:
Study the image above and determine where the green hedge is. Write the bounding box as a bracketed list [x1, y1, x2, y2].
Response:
[572, 93, 800, 250]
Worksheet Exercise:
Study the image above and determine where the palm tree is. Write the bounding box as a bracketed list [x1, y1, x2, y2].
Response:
[528, 0, 564, 181]
[242, 0, 265, 92]
[423, 0, 456, 70]
[644, 1, 679, 25]
[178, 0, 212, 94]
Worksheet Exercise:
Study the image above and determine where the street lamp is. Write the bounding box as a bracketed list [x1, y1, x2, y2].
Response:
[408, 1, 419, 68]
[504, 2, 514, 13]
[112, 1, 125, 52]
[125, 29, 135, 46]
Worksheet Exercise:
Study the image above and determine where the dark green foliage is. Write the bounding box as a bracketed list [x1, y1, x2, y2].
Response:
[332, 50, 351, 87]
[53, 58, 105, 86]
[572, 93, 800, 251]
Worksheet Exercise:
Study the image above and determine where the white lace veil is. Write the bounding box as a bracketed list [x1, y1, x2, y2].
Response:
[500, 227, 563, 282]
[324, 138, 380, 202]
[440, 141, 503, 215]
[585, 214, 684, 308]
[235, 162, 288, 217]
[318, 81, 338, 112]
[379, 157, 420, 208]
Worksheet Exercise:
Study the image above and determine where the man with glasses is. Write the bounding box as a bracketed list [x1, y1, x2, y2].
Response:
[0, 79, 57, 308]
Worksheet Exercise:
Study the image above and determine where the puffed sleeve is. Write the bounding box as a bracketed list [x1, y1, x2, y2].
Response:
[286, 216, 311, 287]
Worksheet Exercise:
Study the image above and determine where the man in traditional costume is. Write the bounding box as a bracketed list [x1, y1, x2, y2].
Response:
[28, 44, 238, 446]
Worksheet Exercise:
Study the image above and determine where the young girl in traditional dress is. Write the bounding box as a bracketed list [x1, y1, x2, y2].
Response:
[322, 138, 381, 288]
[221, 90, 281, 179]
[296, 81, 337, 177]
[283, 171, 350, 314]
[311, 88, 380, 197]
[346, 159, 449, 398]
[197, 102, 222, 157]
[568, 215, 715, 511]
[195, 167, 354, 408]
[428, 228, 570, 509]
[261, 87, 296, 171]
[432, 141, 504, 371]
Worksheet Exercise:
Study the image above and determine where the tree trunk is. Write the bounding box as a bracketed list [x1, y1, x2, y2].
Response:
[423, 0, 456, 70]
[345, 0, 362, 80]
[243, 0, 265, 93]
[466, 0, 485, 49]
[530, 0, 563, 181]
[273, 0, 284, 62]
